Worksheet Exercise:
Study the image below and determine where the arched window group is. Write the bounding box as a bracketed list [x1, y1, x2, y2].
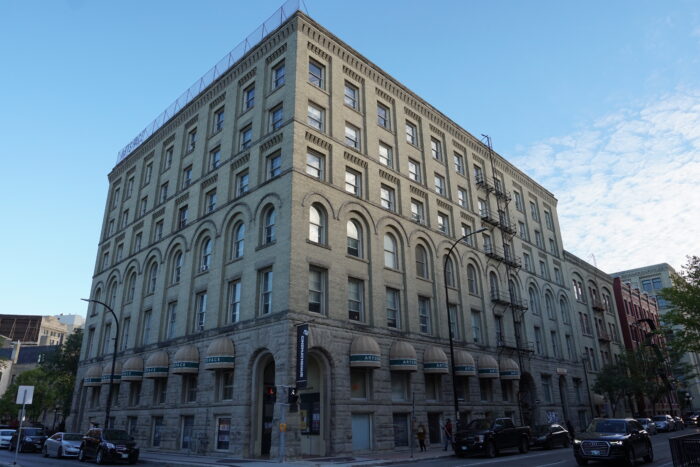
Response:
[545, 292, 556, 320]
[467, 264, 479, 295]
[309, 204, 326, 244]
[489, 272, 500, 299]
[384, 233, 398, 269]
[347, 220, 362, 257]
[415, 245, 429, 279]
[172, 251, 183, 283]
[200, 238, 212, 271]
[529, 286, 541, 315]
[263, 207, 276, 244]
[444, 257, 455, 287]
[233, 223, 245, 259]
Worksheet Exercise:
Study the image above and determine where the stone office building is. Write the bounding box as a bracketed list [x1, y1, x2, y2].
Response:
[70, 4, 591, 458]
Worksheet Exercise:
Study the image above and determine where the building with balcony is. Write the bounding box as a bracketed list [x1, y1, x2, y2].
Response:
[70, 4, 593, 458]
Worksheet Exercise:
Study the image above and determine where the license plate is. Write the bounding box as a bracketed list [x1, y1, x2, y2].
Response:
[121, 453, 129, 458]
[461, 446, 468, 451]
[591, 450, 601, 456]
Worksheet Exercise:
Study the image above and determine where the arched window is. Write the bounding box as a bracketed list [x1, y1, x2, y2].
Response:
[347, 220, 362, 257]
[560, 298, 571, 324]
[126, 272, 137, 302]
[415, 245, 429, 279]
[147, 262, 158, 293]
[201, 238, 212, 271]
[545, 292, 555, 319]
[467, 264, 479, 295]
[263, 207, 276, 244]
[309, 205, 326, 244]
[445, 257, 455, 287]
[107, 281, 118, 307]
[384, 233, 398, 269]
[508, 279, 518, 300]
[92, 288, 102, 315]
[172, 251, 183, 283]
[233, 223, 245, 258]
[529, 287, 540, 315]
[489, 272, 500, 299]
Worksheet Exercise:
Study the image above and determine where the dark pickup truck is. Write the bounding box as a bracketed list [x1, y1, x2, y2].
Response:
[453, 417, 531, 457]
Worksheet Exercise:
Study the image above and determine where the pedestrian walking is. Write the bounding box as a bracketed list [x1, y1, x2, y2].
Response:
[442, 418, 453, 451]
[416, 423, 427, 452]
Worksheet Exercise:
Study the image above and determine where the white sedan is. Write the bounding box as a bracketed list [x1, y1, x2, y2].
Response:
[42, 432, 82, 458]
[0, 430, 15, 449]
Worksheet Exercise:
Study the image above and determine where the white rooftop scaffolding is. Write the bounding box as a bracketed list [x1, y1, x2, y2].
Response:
[116, 0, 308, 164]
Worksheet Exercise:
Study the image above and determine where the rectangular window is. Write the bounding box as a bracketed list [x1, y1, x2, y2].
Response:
[180, 415, 194, 449]
[272, 61, 285, 89]
[210, 148, 221, 170]
[182, 166, 192, 188]
[178, 205, 188, 229]
[182, 375, 197, 403]
[152, 417, 164, 447]
[554, 267, 563, 285]
[461, 224, 474, 245]
[213, 107, 225, 133]
[539, 260, 550, 279]
[473, 165, 484, 184]
[544, 210, 554, 229]
[308, 267, 326, 314]
[159, 182, 169, 204]
[348, 278, 364, 321]
[418, 296, 431, 334]
[449, 304, 460, 340]
[133, 232, 142, 253]
[391, 373, 409, 401]
[240, 125, 252, 150]
[519, 222, 528, 240]
[408, 159, 421, 182]
[386, 287, 400, 328]
[116, 243, 123, 262]
[434, 174, 445, 196]
[457, 187, 468, 208]
[270, 104, 283, 130]
[243, 84, 255, 110]
[549, 238, 558, 255]
[126, 177, 134, 198]
[219, 371, 234, 401]
[260, 269, 273, 315]
[163, 146, 174, 170]
[479, 379, 493, 401]
[380, 185, 396, 211]
[350, 369, 370, 399]
[514, 191, 524, 211]
[410, 199, 425, 223]
[309, 59, 325, 88]
[227, 280, 241, 323]
[267, 152, 281, 179]
[377, 103, 390, 128]
[530, 201, 540, 221]
[405, 121, 418, 145]
[430, 138, 443, 161]
[102, 323, 112, 355]
[121, 209, 129, 228]
[195, 292, 207, 331]
[344, 82, 359, 109]
[307, 103, 324, 131]
[425, 374, 441, 401]
[129, 382, 141, 407]
[186, 128, 197, 152]
[166, 302, 177, 339]
[306, 150, 324, 179]
[345, 124, 360, 149]
[345, 168, 361, 196]
[542, 375, 553, 403]
[378, 143, 393, 168]
[566, 335, 574, 360]
[454, 153, 465, 174]
[120, 317, 130, 351]
[535, 230, 544, 248]
[551, 331, 559, 357]
[216, 417, 231, 451]
[437, 212, 449, 234]
[140, 196, 148, 216]
[236, 170, 249, 196]
[144, 162, 153, 185]
[534, 326, 543, 354]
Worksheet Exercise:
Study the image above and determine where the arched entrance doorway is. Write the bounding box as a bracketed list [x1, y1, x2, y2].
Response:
[253, 354, 276, 458]
[518, 372, 537, 426]
[299, 351, 328, 457]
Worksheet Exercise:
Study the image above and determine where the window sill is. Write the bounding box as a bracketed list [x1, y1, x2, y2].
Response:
[307, 240, 330, 250]
[346, 254, 368, 263]
[256, 241, 277, 252]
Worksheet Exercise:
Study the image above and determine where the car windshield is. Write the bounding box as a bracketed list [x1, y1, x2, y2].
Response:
[465, 419, 491, 430]
[636, 419, 650, 424]
[533, 425, 551, 435]
[63, 433, 82, 441]
[652, 416, 667, 421]
[22, 428, 45, 436]
[0, 431, 14, 436]
[587, 420, 626, 434]
[103, 430, 130, 442]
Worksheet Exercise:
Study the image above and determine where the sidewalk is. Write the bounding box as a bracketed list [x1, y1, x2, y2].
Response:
[138, 446, 454, 467]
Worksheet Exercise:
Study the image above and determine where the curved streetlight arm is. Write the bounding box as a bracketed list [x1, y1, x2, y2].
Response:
[81, 298, 120, 429]
[444, 227, 487, 424]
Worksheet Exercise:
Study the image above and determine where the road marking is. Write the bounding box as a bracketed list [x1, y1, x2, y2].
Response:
[536, 462, 565, 467]
[454, 451, 568, 466]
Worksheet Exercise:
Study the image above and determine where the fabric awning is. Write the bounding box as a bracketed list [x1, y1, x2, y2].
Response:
[454, 350, 476, 376]
[172, 345, 200, 374]
[423, 347, 448, 374]
[121, 357, 144, 381]
[101, 361, 122, 384]
[389, 341, 417, 372]
[144, 351, 169, 378]
[204, 337, 235, 370]
[477, 354, 499, 379]
[499, 358, 520, 380]
[84, 365, 102, 387]
[350, 336, 381, 368]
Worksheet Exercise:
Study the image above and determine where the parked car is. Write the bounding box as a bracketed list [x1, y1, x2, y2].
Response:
[531, 424, 570, 449]
[43, 432, 82, 458]
[78, 428, 139, 464]
[9, 427, 47, 452]
[683, 412, 699, 426]
[0, 429, 15, 449]
[674, 416, 685, 430]
[652, 414, 676, 432]
[573, 418, 653, 466]
[452, 417, 530, 457]
[636, 418, 657, 435]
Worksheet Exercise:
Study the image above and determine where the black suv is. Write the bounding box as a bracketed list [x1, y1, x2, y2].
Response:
[78, 428, 139, 464]
[9, 427, 47, 452]
[573, 418, 653, 466]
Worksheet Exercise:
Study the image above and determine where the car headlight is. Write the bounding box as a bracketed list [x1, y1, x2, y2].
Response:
[609, 441, 624, 446]
[105, 442, 115, 449]
[23, 437, 32, 442]
[537, 436, 546, 441]
[573, 439, 582, 445]
[476, 435, 485, 443]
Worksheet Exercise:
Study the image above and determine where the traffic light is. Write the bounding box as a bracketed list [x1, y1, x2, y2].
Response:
[288, 387, 299, 412]
[264, 385, 277, 402]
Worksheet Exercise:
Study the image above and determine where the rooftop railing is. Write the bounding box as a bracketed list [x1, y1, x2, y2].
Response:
[116, 0, 308, 164]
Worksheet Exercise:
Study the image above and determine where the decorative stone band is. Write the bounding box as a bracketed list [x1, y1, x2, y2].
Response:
[477, 367, 499, 379]
[424, 361, 449, 374]
[101, 374, 121, 384]
[204, 355, 235, 370]
[350, 354, 381, 368]
[499, 370, 520, 380]
[390, 358, 417, 372]
[172, 361, 200, 374]
[121, 370, 144, 382]
[455, 365, 476, 377]
[84, 376, 102, 387]
[144, 367, 169, 378]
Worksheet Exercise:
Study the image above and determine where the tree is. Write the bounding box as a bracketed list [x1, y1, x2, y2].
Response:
[592, 360, 631, 416]
[39, 329, 83, 418]
[660, 256, 700, 353]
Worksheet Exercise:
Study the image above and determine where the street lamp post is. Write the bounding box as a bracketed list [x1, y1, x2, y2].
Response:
[81, 298, 120, 429]
[444, 227, 487, 424]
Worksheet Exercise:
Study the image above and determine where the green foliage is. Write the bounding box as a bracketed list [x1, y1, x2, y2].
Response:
[660, 256, 700, 353]
[39, 328, 83, 418]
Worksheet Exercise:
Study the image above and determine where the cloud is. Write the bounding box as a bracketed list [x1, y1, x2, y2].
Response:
[511, 89, 700, 273]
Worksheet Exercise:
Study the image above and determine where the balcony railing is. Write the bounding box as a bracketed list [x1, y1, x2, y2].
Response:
[475, 174, 495, 192]
[498, 218, 517, 235]
[597, 330, 612, 343]
[503, 252, 522, 269]
[497, 338, 535, 354]
[494, 186, 512, 202]
[489, 291, 528, 310]
[479, 208, 500, 226]
[591, 298, 605, 312]
[484, 244, 505, 261]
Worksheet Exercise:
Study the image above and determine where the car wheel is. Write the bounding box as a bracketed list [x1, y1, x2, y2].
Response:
[575, 456, 588, 466]
[57, 446, 63, 458]
[626, 447, 636, 466]
[643, 443, 654, 464]
[43, 445, 49, 457]
[78, 448, 87, 462]
[96, 448, 106, 465]
[519, 437, 529, 454]
[485, 441, 497, 458]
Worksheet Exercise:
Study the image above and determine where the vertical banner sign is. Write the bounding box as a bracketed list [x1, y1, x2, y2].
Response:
[296, 324, 309, 389]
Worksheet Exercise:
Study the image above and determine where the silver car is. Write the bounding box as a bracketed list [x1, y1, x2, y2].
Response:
[0, 430, 15, 449]
[42, 432, 82, 458]
[636, 418, 658, 435]
[652, 414, 675, 432]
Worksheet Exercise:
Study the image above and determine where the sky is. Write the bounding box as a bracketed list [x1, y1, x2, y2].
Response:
[1, 0, 699, 318]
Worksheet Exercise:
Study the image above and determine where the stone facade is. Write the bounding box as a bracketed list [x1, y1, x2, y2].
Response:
[70, 10, 596, 459]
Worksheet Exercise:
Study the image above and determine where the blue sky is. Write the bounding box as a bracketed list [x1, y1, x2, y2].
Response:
[1, 0, 698, 317]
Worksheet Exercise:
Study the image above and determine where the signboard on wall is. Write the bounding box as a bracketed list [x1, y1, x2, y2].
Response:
[296, 324, 309, 389]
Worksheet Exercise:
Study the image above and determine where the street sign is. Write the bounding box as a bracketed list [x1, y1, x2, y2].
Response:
[16, 386, 34, 405]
